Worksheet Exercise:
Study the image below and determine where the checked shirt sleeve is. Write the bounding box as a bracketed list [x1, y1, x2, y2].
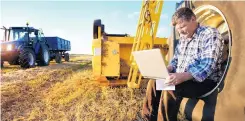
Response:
[169, 43, 180, 73]
[187, 30, 223, 82]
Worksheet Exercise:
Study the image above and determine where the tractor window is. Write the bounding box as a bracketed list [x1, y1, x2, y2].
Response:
[19, 32, 27, 39]
[38, 31, 45, 42]
[1, 30, 5, 42]
[29, 32, 36, 38]
[8, 30, 28, 41]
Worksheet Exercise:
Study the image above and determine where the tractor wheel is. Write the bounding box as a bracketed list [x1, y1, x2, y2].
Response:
[9, 60, 19, 65]
[64, 53, 70, 62]
[93, 19, 104, 39]
[175, 1, 245, 121]
[19, 48, 36, 68]
[38, 44, 50, 66]
[55, 53, 62, 63]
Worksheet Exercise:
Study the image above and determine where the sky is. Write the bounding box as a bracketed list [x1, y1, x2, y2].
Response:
[1, 0, 181, 54]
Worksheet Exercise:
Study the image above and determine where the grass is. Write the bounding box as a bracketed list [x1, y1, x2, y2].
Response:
[43, 69, 145, 121]
[1, 54, 188, 121]
[1, 67, 78, 120]
[0, 55, 146, 121]
[0, 64, 21, 74]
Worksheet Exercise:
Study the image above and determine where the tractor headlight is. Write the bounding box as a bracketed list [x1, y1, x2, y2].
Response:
[6, 44, 13, 51]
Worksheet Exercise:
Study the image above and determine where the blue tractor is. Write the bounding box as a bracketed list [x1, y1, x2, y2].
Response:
[1, 23, 71, 68]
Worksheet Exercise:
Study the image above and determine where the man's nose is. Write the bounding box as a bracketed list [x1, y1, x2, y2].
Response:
[177, 29, 182, 33]
[180, 30, 185, 34]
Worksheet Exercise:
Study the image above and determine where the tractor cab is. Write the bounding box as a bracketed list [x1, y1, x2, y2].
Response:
[0, 24, 46, 53]
[1, 26, 45, 43]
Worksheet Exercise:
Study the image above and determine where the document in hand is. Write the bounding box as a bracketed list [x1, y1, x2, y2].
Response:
[156, 79, 175, 90]
[132, 49, 175, 90]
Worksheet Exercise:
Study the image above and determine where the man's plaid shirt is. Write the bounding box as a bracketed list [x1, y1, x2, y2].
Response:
[169, 24, 224, 83]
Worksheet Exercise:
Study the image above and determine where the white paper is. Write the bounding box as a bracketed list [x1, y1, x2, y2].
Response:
[156, 79, 175, 90]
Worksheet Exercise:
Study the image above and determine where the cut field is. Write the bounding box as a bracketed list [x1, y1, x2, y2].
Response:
[0, 54, 147, 121]
[1, 54, 187, 121]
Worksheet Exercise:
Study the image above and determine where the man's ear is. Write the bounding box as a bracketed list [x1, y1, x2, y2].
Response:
[191, 16, 196, 22]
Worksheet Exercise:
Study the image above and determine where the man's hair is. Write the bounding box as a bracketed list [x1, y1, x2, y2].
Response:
[172, 7, 196, 26]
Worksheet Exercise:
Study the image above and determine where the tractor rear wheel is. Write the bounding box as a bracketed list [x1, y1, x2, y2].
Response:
[175, 1, 245, 121]
[64, 53, 69, 62]
[38, 44, 50, 66]
[55, 53, 62, 63]
[19, 48, 36, 68]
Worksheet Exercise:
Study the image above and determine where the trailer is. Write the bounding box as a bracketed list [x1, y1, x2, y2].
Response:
[44, 37, 71, 63]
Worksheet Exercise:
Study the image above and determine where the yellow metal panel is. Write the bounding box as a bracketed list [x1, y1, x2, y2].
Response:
[101, 41, 120, 77]
[92, 38, 102, 76]
[92, 36, 168, 78]
[203, 15, 223, 28]
[100, 36, 169, 77]
[107, 36, 168, 45]
[92, 27, 102, 76]
[106, 36, 168, 77]
[119, 44, 132, 76]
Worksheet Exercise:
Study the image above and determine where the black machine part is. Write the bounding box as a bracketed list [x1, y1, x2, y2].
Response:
[37, 44, 50, 66]
[55, 53, 62, 63]
[64, 53, 70, 62]
[93, 19, 105, 39]
[19, 48, 36, 68]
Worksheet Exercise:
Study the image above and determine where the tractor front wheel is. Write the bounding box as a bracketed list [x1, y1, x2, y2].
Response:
[19, 48, 36, 68]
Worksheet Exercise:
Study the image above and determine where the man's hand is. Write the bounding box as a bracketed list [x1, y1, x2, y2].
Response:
[167, 65, 173, 73]
[165, 72, 193, 86]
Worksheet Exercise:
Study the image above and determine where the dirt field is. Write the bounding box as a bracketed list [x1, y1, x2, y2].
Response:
[0, 55, 148, 121]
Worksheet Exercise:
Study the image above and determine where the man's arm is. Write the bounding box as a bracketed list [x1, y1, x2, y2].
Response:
[167, 42, 180, 73]
[167, 65, 174, 73]
[187, 30, 223, 82]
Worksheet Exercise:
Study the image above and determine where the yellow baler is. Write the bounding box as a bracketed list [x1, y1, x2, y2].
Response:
[92, 19, 169, 86]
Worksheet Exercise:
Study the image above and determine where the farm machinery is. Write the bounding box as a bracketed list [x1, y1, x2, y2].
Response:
[92, 19, 169, 87]
[0, 23, 71, 68]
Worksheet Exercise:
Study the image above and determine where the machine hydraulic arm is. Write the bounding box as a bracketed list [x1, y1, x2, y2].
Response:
[127, 0, 164, 88]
